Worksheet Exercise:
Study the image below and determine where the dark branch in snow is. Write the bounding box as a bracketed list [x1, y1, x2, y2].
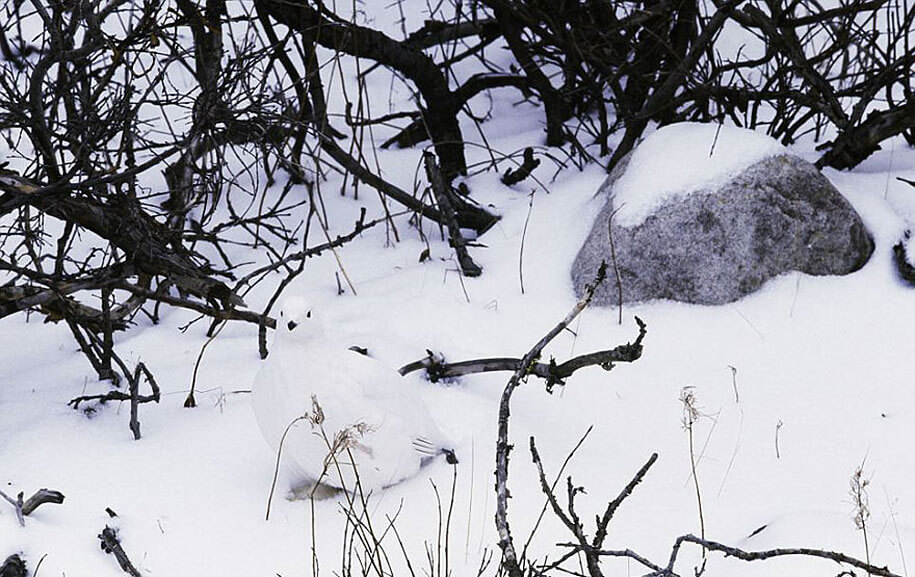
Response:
[69, 384, 159, 410]
[69, 362, 160, 440]
[0, 555, 27, 577]
[648, 534, 905, 577]
[523, 442, 906, 577]
[255, 0, 467, 177]
[501, 148, 541, 186]
[0, 182, 243, 310]
[255, 3, 497, 234]
[21, 489, 65, 516]
[0, 488, 65, 527]
[526, 450, 906, 577]
[423, 152, 482, 277]
[399, 317, 646, 390]
[98, 526, 142, 577]
[383, 73, 529, 151]
[494, 262, 612, 577]
[892, 232, 915, 285]
[817, 102, 915, 170]
[530, 440, 660, 577]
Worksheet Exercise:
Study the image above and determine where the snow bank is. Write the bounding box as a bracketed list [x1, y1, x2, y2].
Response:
[612, 122, 786, 226]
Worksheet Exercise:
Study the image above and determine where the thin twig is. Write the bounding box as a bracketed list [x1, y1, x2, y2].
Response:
[186, 319, 229, 408]
[496, 262, 611, 577]
[657, 534, 904, 577]
[607, 208, 624, 325]
[266, 415, 310, 521]
[519, 191, 534, 295]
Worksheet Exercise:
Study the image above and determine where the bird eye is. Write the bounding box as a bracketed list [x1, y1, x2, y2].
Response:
[287, 320, 298, 331]
[306, 310, 312, 318]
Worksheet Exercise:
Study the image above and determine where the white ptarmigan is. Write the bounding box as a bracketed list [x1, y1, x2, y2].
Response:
[253, 297, 456, 494]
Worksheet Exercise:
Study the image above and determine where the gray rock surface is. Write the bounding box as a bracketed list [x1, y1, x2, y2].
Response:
[572, 154, 874, 305]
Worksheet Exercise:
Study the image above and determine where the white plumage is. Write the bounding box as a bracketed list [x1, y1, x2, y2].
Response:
[253, 297, 456, 493]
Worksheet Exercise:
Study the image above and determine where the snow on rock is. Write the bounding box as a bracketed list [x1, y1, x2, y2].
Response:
[573, 154, 874, 305]
[612, 122, 786, 227]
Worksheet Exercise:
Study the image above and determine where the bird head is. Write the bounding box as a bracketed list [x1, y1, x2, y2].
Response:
[277, 296, 323, 340]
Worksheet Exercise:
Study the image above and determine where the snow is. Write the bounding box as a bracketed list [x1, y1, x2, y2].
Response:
[2, 6, 915, 577]
[612, 122, 786, 226]
[4, 134, 915, 576]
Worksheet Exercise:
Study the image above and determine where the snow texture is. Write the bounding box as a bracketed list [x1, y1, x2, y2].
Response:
[612, 122, 786, 226]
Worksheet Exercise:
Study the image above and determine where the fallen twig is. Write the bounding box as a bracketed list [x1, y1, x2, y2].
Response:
[653, 534, 904, 577]
[892, 235, 915, 285]
[0, 554, 26, 577]
[98, 526, 142, 577]
[502, 148, 541, 186]
[69, 377, 160, 411]
[0, 488, 65, 526]
[530, 438, 658, 577]
[399, 317, 646, 391]
[21, 489, 65, 516]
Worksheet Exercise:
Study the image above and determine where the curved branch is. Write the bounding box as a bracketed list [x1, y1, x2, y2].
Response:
[399, 316, 647, 390]
[256, 0, 467, 176]
[817, 101, 915, 170]
[660, 534, 903, 577]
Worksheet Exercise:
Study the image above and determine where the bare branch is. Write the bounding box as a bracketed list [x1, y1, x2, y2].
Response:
[495, 262, 610, 577]
[655, 534, 904, 577]
[399, 317, 646, 390]
[98, 526, 142, 577]
[423, 152, 482, 277]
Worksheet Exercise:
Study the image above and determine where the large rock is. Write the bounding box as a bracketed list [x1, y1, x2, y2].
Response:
[572, 154, 874, 305]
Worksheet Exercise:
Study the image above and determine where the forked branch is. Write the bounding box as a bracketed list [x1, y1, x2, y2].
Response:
[399, 318, 646, 390]
[495, 262, 640, 577]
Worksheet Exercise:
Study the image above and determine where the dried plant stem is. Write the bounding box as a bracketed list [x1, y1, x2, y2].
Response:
[687, 419, 706, 552]
[607, 209, 624, 325]
[851, 461, 873, 576]
[681, 387, 706, 556]
[775, 420, 784, 459]
[662, 534, 904, 577]
[521, 426, 594, 563]
[519, 191, 534, 294]
[728, 365, 739, 403]
[186, 318, 229, 408]
[266, 415, 309, 521]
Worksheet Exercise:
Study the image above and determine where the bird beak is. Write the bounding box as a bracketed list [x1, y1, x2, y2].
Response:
[287, 320, 299, 331]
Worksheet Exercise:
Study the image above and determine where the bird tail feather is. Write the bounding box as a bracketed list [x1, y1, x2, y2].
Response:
[413, 437, 458, 464]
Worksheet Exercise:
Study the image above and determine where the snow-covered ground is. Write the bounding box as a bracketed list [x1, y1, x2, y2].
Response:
[3, 4, 915, 576]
